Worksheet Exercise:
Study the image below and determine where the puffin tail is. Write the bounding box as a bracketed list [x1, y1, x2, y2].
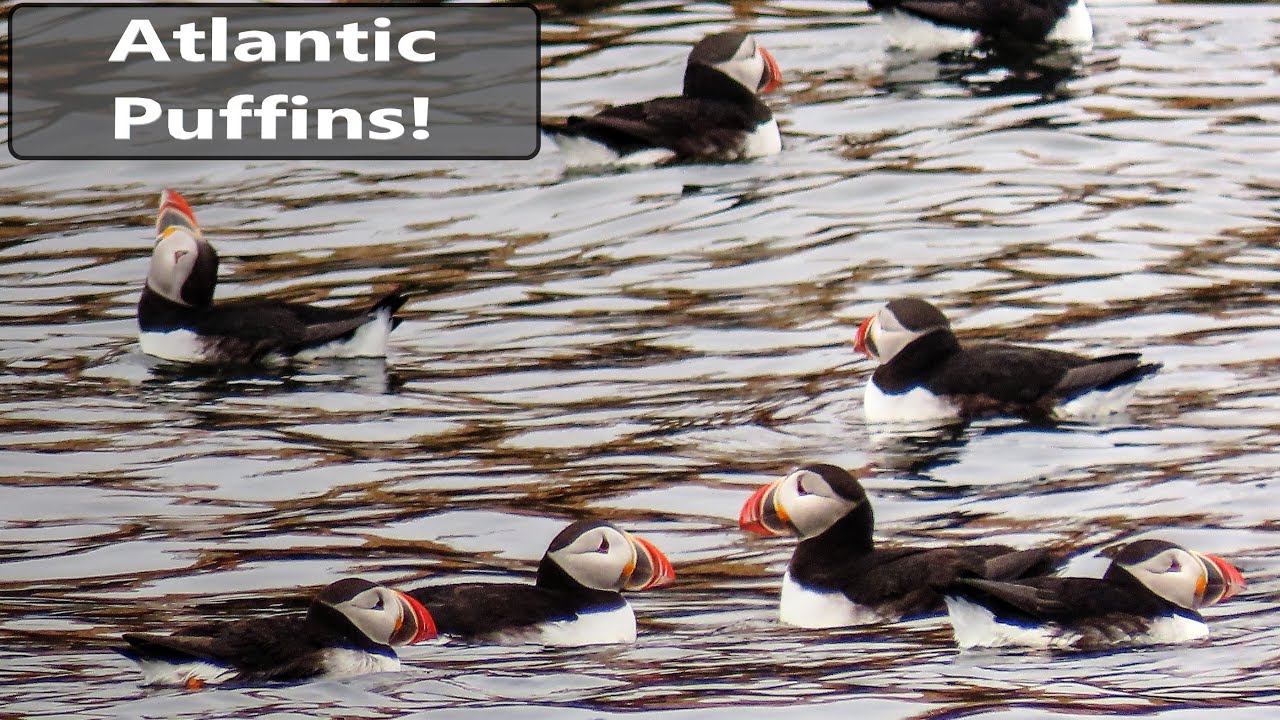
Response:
[1057, 353, 1161, 397]
[1053, 353, 1164, 418]
[372, 290, 408, 330]
[116, 633, 234, 687]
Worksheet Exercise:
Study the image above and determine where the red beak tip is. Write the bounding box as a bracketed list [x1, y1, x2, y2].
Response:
[1205, 555, 1247, 601]
[739, 483, 782, 536]
[399, 592, 438, 643]
[159, 189, 197, 222]
[854, 316, 873, 357]
[632, 536, 677, 590]
[652, 564, 677, 589]
[759, 47, 783, 94]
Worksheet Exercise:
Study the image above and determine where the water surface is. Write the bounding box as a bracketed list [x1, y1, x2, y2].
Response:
[2, 1, 1279, 718]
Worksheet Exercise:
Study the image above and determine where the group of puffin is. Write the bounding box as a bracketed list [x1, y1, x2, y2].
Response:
[122, 0, 1250, 691]
[119, 521, 675, 687]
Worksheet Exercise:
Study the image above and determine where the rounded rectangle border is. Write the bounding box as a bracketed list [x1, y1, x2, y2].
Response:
[9, 3, 542, 160]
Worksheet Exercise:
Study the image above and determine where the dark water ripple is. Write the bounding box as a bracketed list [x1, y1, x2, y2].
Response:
[2, 1, 1280, 718]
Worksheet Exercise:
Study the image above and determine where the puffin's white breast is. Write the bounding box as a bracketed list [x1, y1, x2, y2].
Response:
[780, 571, 885, 628]
[531, 603, 638, 646]
[863, 378, 960, 425]
[138, 328, 208, 364]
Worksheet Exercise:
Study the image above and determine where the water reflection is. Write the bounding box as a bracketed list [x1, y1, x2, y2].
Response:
[868, 423, 967, 473]
[879, 48, 1087, 99]
[2, 0, 1280, 718]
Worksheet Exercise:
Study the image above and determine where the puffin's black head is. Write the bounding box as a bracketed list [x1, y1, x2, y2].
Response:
[855, 297, 952, 362]
[684, 32, 783, 96]
[308, 578, 437, 647]
[540, 520, 675, 593]
[885, 298, 950, 332]
[740, 464, 872, 539]
[148, 190, 219, 307]
[1104, 540, 1247, 611]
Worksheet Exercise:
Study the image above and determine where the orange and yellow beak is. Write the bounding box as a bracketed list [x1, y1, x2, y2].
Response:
[759, 47, 783, 94]
[623, 533, 676, 591]
[1195, 551, 1247, 607]
[738, 479, 794, 536]
[854, 315, 875, 359]
[392, 590, 439, 645]
[156, 189, 200, 242]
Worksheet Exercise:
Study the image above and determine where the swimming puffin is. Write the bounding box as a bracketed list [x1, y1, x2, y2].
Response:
[138, 189, 406, 365]
[855, 297, 1161, 425]
[944, 538, 1246, 650]
[405, 520, 675, 645]
[544, 32, 784, 169]
[117, 578, 437, 688]
[868, 0, 1093, 54]
[739, 464, 1058, 628]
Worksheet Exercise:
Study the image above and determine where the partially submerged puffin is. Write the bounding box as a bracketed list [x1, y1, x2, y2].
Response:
[740, 464, 1058, 628]
[406, 520, 675, 645]
[117, 578, 437, 687]
[855, 298, 1161, 425]
[869, 0, 1093, 55]
[545, 32, 784, 169]
[944, 539, 1246, 650]
[138, 190, 406, 365]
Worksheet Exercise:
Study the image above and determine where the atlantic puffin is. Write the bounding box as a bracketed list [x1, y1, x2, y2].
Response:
[868, 0, 1093, 54]
[116, 578, 437, 688]
[854, 298, 1162, 425]
[944, 539, 1247, 650]
[405, 520, 675, 645]
[138, 190, 406, 365]
[739, 464, 1058, 628]
[544, 31, 784, 169]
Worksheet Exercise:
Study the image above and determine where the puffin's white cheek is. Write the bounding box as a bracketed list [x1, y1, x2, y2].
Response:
[789, 496, 846, 537]
[578, 555, 616, 591]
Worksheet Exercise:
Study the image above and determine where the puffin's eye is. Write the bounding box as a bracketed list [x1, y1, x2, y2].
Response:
[795, 477, 809, 496]
[1167, 558, 1181, 572]
[597, 536, 610, 553]
[373, 597, 385, 610]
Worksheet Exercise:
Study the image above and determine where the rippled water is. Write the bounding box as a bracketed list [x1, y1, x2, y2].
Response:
[3, 1, 1279, 717]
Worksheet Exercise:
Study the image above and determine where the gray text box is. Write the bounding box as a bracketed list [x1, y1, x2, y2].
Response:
[10, 4, 540, 159]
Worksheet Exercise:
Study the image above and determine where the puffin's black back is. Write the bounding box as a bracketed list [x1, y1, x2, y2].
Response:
[868, 0, 1079, 45]
[403, 521, 627, 639]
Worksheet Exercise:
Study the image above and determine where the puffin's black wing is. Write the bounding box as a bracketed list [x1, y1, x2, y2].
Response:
[182, 291, 405, 359]
[549, 96, 756, 160]
[953, 576, 1075, 617]
[949, 575, 1180, 649]
[981, 546, 1063, 581]
[953, 575, 1172, 622]
[119, 615, 325, 679]
[837, 546, 986, 617]
[835, 544, 1058, 619]
[1053, 353, 1161, 399]
[930, 343, 1085, 403]
[406, 583, 579, 639]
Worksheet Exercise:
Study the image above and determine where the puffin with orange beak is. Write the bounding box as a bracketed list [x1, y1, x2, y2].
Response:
[138, 189, 406, 365]
[853, 297, 1161, 425]
[740, 464, 1058, 628]
[406, 520, 675, 646]
[545, 31, 784, 169]
[944, 538, 1247, 650]
[116, 578, 437, 687]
